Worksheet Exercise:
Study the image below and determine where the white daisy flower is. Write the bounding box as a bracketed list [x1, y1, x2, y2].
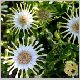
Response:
[1, 1, 8, 21]
[60, 8, 79, 43]
[1, 36, 46, 78]
[8, 2, 38, 34]
[64, 61, 78, 77]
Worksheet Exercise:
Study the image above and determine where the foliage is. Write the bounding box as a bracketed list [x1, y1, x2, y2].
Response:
[1, 1, 79, 78]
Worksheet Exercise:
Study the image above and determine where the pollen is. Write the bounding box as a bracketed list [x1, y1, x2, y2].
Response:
[19, 15, 29, 24]
[72, 22, 79, 33]
[18, 51, 32, 64]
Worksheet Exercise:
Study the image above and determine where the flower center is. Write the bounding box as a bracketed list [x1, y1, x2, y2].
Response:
[19, 15, 29, 24]
[18, 51, 32, 64]
[72, 21, 79, 33]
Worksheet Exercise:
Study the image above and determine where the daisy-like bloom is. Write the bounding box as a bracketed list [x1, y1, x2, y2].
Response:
[64, 61, 78, 77]
[1, 1, 8, 21]
[1, 36, 46, 78]
[60, 7, 79, 43]
[8, 2, 38, 34]
[36, 7, 53, 24]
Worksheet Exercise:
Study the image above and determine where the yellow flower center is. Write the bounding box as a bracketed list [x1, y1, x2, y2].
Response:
[72, 22, 79, 33]
[18, 51, 32, 64]
[19, 15, 29, 24]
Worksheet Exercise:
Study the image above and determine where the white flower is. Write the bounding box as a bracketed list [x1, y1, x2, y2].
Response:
[1, 2, 8, 21]
[1, 36, 46, 78]
[60, 8, 79, 43]
[8, 2, 38, 34]
[64, 61, 78, 77]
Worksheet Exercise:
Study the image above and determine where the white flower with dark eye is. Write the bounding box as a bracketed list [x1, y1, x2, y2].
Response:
[1, 1, 8, 21]
[64, 61, 78, 77]
[1, 36, 46, 78]
[60, 8, 79, 43]
[8, 2, 38, 34]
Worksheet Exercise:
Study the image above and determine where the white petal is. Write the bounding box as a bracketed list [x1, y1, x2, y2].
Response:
[27, 63, 34, 69]
[9, 67, 15, 75]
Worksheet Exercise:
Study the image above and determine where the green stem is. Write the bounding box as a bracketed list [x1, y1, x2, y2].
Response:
[41, 21, 46, 35]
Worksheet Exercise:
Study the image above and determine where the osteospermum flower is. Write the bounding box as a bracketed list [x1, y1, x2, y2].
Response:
[1, 1, 8, 21]
[1, 36, 46, 78]
[8, 2, 38, 34]
[64, 61, 78, 77]
[60, 8, 79, 43]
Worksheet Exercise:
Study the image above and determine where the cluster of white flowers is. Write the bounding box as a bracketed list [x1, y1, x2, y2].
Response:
[1, 1, 79, 78]
[1, 2, 47, 78]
